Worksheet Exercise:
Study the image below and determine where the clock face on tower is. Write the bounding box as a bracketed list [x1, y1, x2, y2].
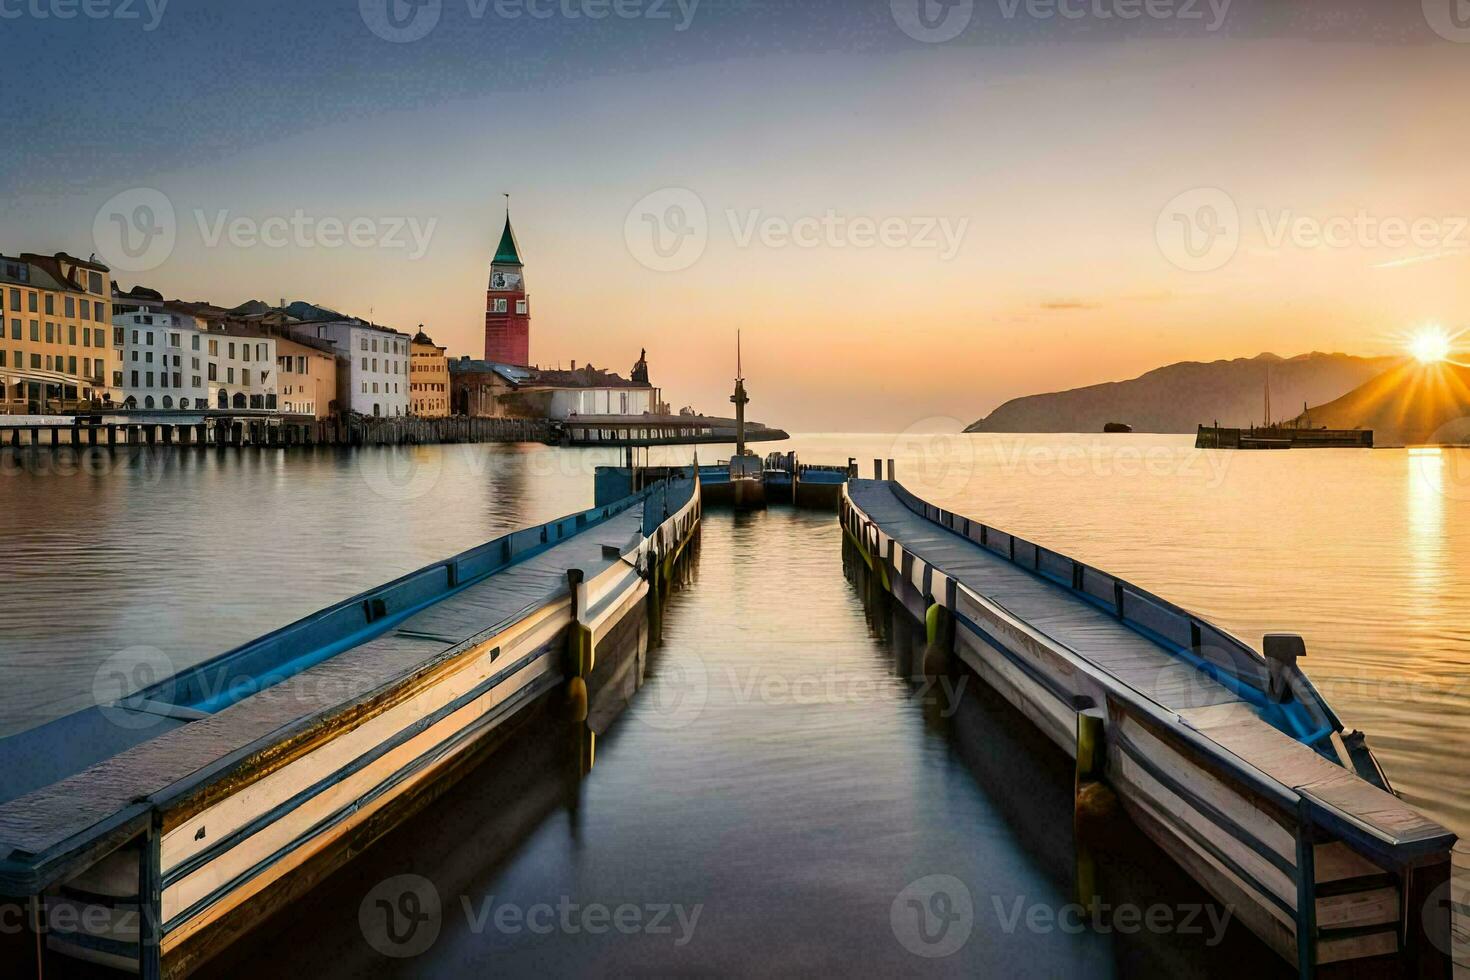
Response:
[489, 272, 522, 291]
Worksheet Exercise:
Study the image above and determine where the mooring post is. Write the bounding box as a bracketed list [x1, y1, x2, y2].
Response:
[921, 600, 953, 678]
[565, 569, 591, 722]
[1074, 705, 1110, 910]
[1295, 797, 1318, 979]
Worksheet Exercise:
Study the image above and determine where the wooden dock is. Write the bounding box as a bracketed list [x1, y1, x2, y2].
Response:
[0, 414, 550, 450]
[0, 473, 701, 978]
[842, 467, 1455, 976]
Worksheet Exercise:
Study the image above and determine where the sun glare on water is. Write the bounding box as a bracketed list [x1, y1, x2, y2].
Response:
[1408, 326, 1454, 364]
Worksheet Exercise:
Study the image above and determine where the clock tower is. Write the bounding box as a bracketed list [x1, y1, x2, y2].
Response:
[484, 209, 531, 365]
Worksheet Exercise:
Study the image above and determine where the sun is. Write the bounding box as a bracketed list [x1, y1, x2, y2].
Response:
[1408, 326, 1453, 364]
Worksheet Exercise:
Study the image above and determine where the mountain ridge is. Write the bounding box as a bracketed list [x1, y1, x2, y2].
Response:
[965, 352, 1397, 434]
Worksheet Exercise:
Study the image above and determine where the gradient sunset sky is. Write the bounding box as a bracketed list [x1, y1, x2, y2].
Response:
[4, 0, 1469, 430]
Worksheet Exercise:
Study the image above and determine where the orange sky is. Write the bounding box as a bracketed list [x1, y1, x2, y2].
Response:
[16, 37, 1470, 430]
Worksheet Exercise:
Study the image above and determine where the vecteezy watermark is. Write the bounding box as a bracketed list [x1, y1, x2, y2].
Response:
[634, 650, 710, 730]
[722, 666, 968, 716]
[1156, 187, 1240, 272]
[992, 896, 1235, 943]
[623, 188, 970, 272]
[1158, 187, 1470, 272]
[624, 188, 709, 273]
[461, 895, 703, 944]
[891, 874, 975, 957]
[995, 0, 1231, 30]
[0, 0, 169, 31]
[93, 646, 177, 730]
[991, 438, 1234, 488]
[194, 210, 438, 260]
[1423, 0, 1470, 43]
[93, 187, 177, 273]
[726, 210, 969, 261]
[359, 0, 699, 43]
[890, 0, 975, 43]
[358, 874, 703, 957]
[361, 874, 443, 958]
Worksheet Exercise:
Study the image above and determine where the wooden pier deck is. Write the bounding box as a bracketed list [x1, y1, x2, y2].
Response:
[843, 476, 1457, 976]
[0, 475, 702, 977]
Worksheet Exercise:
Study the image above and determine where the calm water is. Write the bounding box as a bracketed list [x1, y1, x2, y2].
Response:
[0, 434, 1467, 974]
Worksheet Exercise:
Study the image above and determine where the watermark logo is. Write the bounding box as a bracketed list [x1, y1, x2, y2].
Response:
[891, 874, 974, 957]
[891, 0, 974, 43]
[360, 874, 443, 958]
[1411, 422, 1470, 502]
[1156, 187, 1239, 272]
[0, 0, 169, 30]
[1419, 875, 1468, 960]
[93, 187, 176, 273]
[357, 446, 446, 501]
[726, 209, 968, 260]
[1424, 0, 1470, 43]
[634, 651, 709, 731]
[360, 0, 442, 42]
[890, 419, 978, 496]
[93, 646, 177, 730]
[625, 188, 708, 273]
[992, 895, 1234, 942]
[461, 895, 703, 943]
[194, 210, 437, 259]
[995, 0, 1231, 30]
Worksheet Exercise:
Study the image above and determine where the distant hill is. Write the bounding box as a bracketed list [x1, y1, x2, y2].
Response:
[1289, 360, 1470, 445]
[965, 353, 1396, 434]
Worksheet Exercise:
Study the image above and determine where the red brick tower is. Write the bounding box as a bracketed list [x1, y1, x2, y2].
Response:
[484, 210, 530, 365]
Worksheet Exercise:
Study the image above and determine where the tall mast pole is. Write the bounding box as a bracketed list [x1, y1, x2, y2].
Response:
[731, 330, 749, 456]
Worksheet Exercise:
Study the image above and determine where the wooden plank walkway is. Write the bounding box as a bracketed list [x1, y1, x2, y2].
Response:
[0, 506, 644, 866]
[847, 480, 1245, 712]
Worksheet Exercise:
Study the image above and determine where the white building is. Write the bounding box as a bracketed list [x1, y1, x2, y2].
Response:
[207, 329, 277, 411]
[290, 320, 410, 417]
[110, 308, 211, 410]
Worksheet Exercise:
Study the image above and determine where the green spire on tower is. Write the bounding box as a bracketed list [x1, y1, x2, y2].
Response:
[495, 195, 523, 266]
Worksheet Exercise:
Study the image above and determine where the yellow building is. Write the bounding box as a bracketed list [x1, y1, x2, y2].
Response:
[0, 252, 116, 413]
[410, 327, 450, 417]
[275, 334, 340, 419]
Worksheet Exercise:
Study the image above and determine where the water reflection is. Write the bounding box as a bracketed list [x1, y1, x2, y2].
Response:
[214, 508, 1276, 978]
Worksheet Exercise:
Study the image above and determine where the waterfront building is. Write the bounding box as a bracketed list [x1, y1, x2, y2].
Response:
[448, 357, 528, 418]
[208, 326, 278, 411]
[449, 356, 658, 419]
[410, 328, 450, 417]
[0, 252, 115, 413]
[110, 287, 211, 410]
[290, 318, 410, 417]
[275, 334, 340, 419]
[484, 214, 530, 366]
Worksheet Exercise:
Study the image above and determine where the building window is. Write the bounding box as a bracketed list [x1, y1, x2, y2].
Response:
[145, 395, 154, 408]
[44, 294, 54, 315]
[516, 300, 527, 314]
[130, 370, 139, 387]
[209, 339, 218, 355]
[192, 335, 200, 350]
[67, 324, 76, 345]
[493, 299, 507, 313]
[162, 396, 173, 408]
[88, 271, 102, 294]
[9, 319, 17, 340]
[94, 302, 104, 321]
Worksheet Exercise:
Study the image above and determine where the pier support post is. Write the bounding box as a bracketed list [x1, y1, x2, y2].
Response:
[1294, 799, 1318, 979]
[921, 601, 953, 678]
[872, 458, 882, 480]
[646, 547, 663, 645]
[1073, 706, 1113, 910]
[565, 569, 591, 723]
